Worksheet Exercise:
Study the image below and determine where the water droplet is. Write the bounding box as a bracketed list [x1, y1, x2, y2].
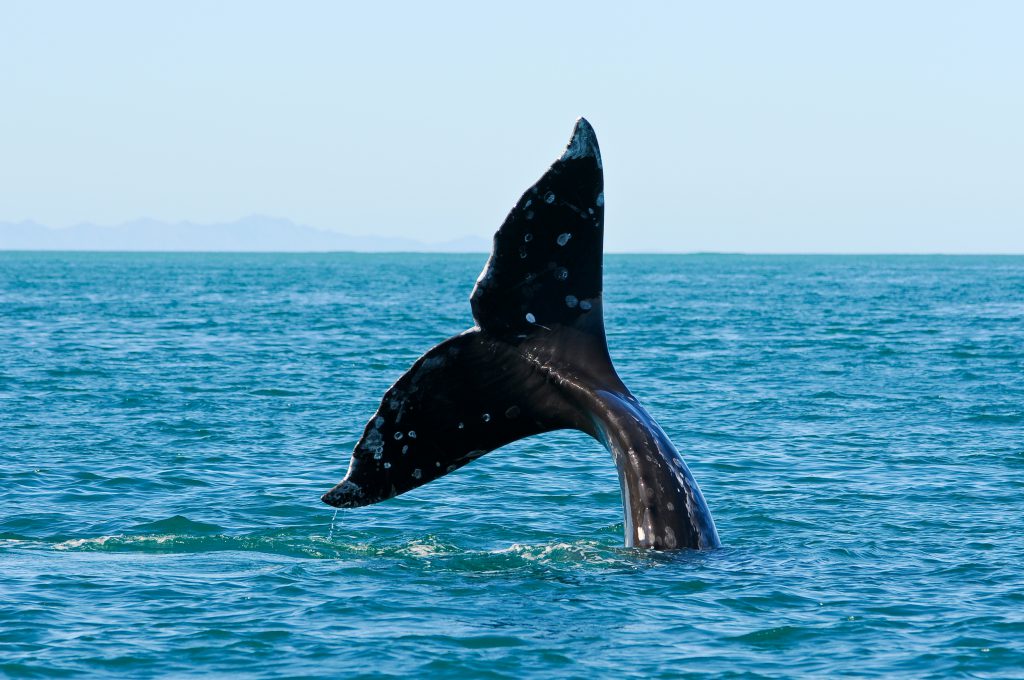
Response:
[556, 233, 572, 246]
[544, 191, 556, 204]
[408, 431, 417, 439]
[482, 413, 491, 422]
[524, 233, 533, 242]
[525, 312, 536, 323]
[596, 192, 604, 207]
[383, 462, 391, 469]
[555, 267, 569, 280]
[393, 431, 403, 440]
[327, 509, 339, 541]
[457, 422, 464, 429]
[412, 469, 422, 479]
[519, 247, 528, 259]
[579, 300, 592, 311]
[565, 295, 578, 308]
[402, 445, 409, 454]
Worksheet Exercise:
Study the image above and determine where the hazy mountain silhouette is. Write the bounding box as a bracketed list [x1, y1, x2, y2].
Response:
[0, 216, 490, 252]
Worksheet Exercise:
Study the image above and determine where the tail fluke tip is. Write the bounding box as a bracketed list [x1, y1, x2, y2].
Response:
[561, 117, 601, 165]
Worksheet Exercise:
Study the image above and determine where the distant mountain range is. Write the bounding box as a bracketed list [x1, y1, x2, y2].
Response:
[0, 216, 491, 252]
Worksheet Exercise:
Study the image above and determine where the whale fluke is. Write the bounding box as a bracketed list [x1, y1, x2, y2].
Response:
[323, 118, 720, 550]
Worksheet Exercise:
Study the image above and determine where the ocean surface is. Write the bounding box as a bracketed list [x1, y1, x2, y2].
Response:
[2, 252, 1023, 678]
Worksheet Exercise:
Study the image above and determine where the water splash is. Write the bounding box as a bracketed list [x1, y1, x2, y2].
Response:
[327, 509, 339, 541]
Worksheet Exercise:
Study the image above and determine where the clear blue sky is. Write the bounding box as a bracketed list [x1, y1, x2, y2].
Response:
[2, 1, 1022, 252]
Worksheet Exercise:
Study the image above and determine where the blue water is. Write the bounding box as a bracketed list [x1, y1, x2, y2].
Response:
[2, 253, 1023, 677]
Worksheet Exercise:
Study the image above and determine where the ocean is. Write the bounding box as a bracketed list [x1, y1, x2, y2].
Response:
[2, 252, 1023, 677]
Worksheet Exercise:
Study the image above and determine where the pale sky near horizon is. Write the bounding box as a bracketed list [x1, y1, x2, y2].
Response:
[2, 2, 1022, 252]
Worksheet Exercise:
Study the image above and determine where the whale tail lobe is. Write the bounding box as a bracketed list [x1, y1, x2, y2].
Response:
[322, 118, 613, 508]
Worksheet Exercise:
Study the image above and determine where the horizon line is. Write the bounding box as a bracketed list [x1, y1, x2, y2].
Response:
[2, 249, 1023, 257]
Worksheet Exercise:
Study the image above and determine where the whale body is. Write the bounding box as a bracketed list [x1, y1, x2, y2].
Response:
[323, 118, 720, 550]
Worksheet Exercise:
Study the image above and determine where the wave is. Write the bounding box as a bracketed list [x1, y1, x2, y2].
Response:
[35, 516, 655, 571]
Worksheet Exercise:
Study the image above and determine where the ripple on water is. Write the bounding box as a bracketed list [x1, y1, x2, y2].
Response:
[2, 253, 1024, 676]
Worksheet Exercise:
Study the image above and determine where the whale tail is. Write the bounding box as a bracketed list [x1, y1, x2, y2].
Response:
[322, 119, 719, 551]
[322, 118, 613, 508]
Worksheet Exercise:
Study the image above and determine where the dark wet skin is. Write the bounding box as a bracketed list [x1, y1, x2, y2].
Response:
[323, 119, 720, 550]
